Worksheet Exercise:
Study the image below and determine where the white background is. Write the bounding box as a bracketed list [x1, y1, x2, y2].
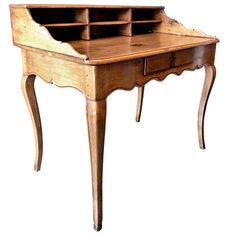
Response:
[0, 0, 235, 235]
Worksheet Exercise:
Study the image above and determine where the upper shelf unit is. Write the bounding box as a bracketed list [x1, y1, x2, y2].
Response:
[29, 7, 164, 41]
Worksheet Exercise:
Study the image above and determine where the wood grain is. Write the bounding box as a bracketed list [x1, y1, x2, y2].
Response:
[21, 48, 93, 94]
[69, 33, 218, 65]
[43, 22, 88, 27]
[10, 7, 86, 60]
[91, 44, 216, 100]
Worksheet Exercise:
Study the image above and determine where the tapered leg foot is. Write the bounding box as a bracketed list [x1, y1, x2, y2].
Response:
[198, 65, 216, 149]
[94, 223, 102, 232]
[21, 75, 43, 171]
[136, 86, 145, 122]
[86, 99, 106, 231]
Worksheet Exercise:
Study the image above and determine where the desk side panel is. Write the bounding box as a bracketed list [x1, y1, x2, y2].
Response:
[10, 7, 87, 60]
[21, 49, 94, 96]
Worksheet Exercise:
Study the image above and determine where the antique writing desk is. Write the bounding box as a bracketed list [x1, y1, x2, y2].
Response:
[10, 4, 219, 231]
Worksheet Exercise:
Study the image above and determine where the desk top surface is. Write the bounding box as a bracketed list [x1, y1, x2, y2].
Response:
[69, 33, 218, 64]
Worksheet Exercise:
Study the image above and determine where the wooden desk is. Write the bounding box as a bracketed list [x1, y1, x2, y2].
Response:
[10, 4, 219, 231]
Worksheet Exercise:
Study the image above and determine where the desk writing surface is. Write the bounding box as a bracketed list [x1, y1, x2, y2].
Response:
[68, 33, 218, 64]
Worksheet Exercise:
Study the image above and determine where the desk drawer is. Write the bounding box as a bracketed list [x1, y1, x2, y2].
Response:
[174, 48, 194, 67]
[145, 53, 172, 74]
[145, 48, 195, 75]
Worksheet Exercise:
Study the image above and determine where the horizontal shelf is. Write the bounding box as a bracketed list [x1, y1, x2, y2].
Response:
[43, 22, 88, 27]
[43, 20, 161, 27]
[132, 19, 162, 24]
[90, 21, 129, 25]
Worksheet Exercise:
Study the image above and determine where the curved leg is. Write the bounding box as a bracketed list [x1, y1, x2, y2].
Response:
[86, 99, 106, 231]
[136, 86, 145, 122]
[21, 75, 43, 171]
[198, 65, 216, 149]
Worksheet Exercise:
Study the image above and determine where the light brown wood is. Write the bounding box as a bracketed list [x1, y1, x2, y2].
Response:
[43, 22, 88, 27]
[69, 33, 218, 65]
[21, 74, 43, 171]
[136, 86, 145, 122]
[90, 44, 216, 100]
[146, 52, 172, 74]
[86, 99, 106, 231]
[10, 4, 219, 231]
[10, 5, 219, 65]
[21, 48, 94, 94]
[198, 65, 216, 149]
[10, 8, 86, 60]
[89, 21, 129, 25]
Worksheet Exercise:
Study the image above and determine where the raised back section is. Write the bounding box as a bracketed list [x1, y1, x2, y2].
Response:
[29, 6, 164, 41]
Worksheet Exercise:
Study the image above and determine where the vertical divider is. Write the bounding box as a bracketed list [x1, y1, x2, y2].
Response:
[127, 8, 132, 37]
[153, 9, 163, 20]
[85, 8, 90, 40]
[130, 8, 133, 36]
[120, 8, 132, 36]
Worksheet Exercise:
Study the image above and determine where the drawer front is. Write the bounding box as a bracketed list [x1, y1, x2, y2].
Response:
[145, 52, 172, 74]
[174, 48, 194, 67]
[145, 45, 215, 75]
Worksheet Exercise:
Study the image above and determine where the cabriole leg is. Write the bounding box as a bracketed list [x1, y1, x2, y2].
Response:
[198, 65, 216, 149]
[21, 75, 43, 171]
[136, 86, 145, 122]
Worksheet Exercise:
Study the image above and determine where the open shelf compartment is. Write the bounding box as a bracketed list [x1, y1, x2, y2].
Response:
[132, 22, 160, 35]
[89, 8, 131, 22]
[131, 8, 162, 21]
[29, 8, 88, 24]
[90, 24, 130, 39]
[47, 25, 89, 41]
[29, 6, 163, 41]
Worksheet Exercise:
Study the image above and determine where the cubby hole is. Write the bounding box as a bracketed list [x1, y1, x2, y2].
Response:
[29, 8, 87, 25]
[89, 8, 130, 22]
[46, 26, 88, 41]
[132, 23, 159, 35]
[90, 24, 130, 39]
[132, 9, 162, 21]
